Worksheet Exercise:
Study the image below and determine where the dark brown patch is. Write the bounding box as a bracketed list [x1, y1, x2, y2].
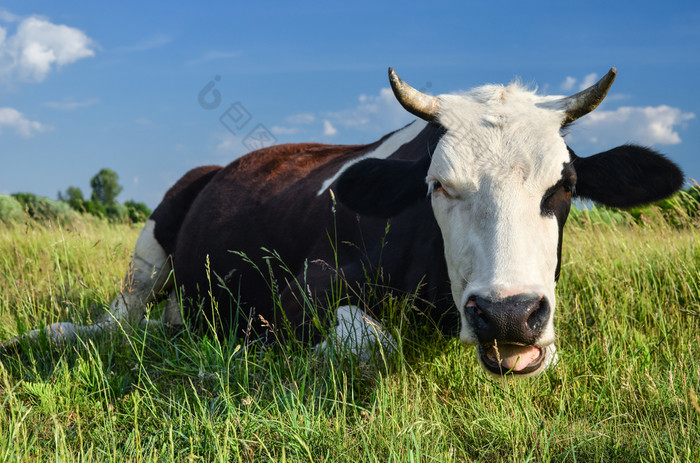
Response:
[151, 165, 222, 255]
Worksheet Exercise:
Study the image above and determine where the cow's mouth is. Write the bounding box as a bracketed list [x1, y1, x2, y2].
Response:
[477, 343, 545, 375]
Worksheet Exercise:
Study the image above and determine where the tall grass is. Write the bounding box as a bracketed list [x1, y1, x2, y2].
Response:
[0, 215, 698, 462]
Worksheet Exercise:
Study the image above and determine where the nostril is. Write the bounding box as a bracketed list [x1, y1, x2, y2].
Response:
[526, 298, 550, 333]
[465, 296, 490, 330]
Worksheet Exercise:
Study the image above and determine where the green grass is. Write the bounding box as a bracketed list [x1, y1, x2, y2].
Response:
[0, 216, 698, 462]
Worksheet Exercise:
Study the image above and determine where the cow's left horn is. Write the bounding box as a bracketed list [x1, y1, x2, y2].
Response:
[561, 67, 617, 124]
[389, 67, 440, 122]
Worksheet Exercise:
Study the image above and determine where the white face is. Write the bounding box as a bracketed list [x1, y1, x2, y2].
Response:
[427, 84, 571, 375]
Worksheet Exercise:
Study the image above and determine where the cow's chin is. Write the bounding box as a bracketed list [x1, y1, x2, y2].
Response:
[476, 343, 557, 378]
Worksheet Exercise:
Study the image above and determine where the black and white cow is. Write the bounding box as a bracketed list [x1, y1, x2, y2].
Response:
[5, 68, 683, 376]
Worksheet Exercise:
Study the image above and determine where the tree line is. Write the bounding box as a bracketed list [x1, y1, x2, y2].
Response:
[1, 168, 152, 224]
[57, 168, 151, 222]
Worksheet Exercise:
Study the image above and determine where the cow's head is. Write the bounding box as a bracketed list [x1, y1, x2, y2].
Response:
[336, 68, 683, 377]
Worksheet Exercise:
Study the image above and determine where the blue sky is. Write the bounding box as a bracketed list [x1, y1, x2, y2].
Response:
[1, 1, 698, 208]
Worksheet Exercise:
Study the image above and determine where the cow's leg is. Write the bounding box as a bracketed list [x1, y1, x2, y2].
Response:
[110, 219, 173, 327]
[139, 290, 184, 334]
[316, 305, 397, 364]
[277, 267, 396, 364]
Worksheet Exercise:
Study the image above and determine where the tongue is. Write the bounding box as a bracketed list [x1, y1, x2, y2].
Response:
[486, 345, 541, 372]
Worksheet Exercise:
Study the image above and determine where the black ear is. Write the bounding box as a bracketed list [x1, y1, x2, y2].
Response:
[335, 155, 430, 218]
[572, 145, 684, 208]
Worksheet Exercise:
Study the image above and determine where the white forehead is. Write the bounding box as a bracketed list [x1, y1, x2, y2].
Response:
[430, 83, 570, 191]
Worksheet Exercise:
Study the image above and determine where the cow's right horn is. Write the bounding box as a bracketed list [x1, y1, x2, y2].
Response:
[560, 68, 617, 124]
[388, 67, 440, 122]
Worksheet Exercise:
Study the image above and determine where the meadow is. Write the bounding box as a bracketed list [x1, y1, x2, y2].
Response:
[0, 202, 698, 462]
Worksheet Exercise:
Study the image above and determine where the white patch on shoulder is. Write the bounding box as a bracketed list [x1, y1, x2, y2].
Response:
[316, 120, 427, 196]
[315, 305, 397, 363]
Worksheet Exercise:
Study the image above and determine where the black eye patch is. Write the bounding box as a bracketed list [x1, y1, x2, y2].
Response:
[540, 163, 576, 218]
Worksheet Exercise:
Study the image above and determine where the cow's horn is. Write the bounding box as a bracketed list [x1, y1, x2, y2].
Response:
[388, 67, 440, 122]
[561, 68, 617, 124]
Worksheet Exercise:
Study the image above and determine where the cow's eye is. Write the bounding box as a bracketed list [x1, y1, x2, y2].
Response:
[429, 180, 450, 197]
[544, 178, 575, 201]
[563, 178, 576, 195]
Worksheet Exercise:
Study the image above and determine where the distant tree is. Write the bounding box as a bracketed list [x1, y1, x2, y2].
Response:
[50, 169, 153, 223]
[105, 203, 128, 222]
[83, 199, 106, 218]
[124, 200, 152, 223]
[90, 168, 123, 206]
[58, 186, 85, 212]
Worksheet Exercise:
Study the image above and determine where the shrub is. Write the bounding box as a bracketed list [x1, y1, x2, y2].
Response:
[124, 200, 152, 223]
[83, 199, 106, 218]
[568, 204, 634, 227]
[58, 186, 86, 213]
[0, 195, 27, 223]
[105, 204, 128, 222]
[571, 186, 700, 228]
[11, 193, 78, 224]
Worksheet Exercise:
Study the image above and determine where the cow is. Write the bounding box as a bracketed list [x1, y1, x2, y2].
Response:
[2, 68, 683, 377]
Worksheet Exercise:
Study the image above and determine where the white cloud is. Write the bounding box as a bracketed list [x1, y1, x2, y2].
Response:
[324, 87, 413, 135]
[578, 73, 598, 91]
[186, 50, 240, 66]
[285, 113, 315, 125]
[0, 107, 46, 137]
[560, 73, 600, 92]
[43, 97, 98, 110]
[273, 88, 412, 140]
[561, 76, 576, 92]
[115, 35, 171, 53]
[134, 117, 154, 127]
[270, 125, 299, 135]
[210, 131, 248, 157]
[0, 8, 19, 22]
[0, 14, 95, 83]
[572, 105, 695, 147]
[214, 135, 239, 152]
[323, 120, 337, 136]
[270, 113, 316, 137]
